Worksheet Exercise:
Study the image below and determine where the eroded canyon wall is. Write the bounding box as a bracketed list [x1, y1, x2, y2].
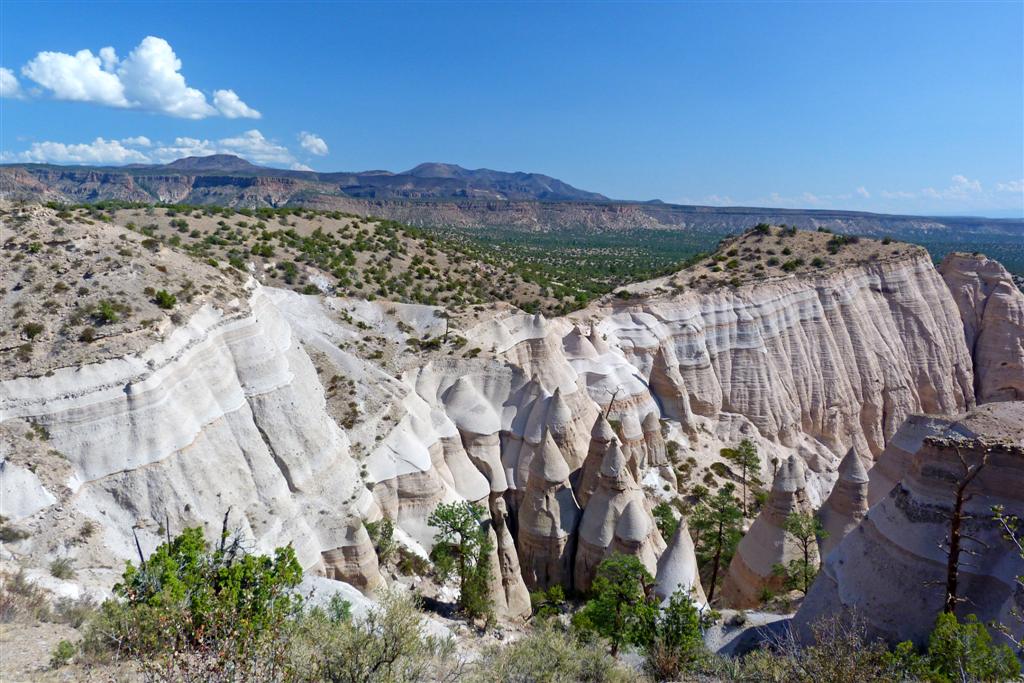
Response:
[0, 241, 998, 616]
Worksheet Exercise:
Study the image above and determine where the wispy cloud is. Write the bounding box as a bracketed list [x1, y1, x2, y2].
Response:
[18, 36, 260, 119]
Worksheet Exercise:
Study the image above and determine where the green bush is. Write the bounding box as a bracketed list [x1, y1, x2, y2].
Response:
[22, 322, 44, 339]
[292, 591, 459, 683]
[573, 554, 658, 656]
[365, 517, 396, 565]
[153, 289, 177, 309]
[652, 501, 679, 540]
[428, 501, 494, 622]
[644, 590, 705, 681]
[92, 300, 121, 324]
[0, 516, 30, 544]
[922, 612, 1019, 683]
[49, 557, 75, 580]
[81, 526, 303, 680]
[529, 584, 566, 620]
[50, 639, 75, 668]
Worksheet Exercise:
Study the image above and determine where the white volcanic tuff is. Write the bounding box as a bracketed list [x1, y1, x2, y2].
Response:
[0, 461, 55, 518]
[817, 448, 869, 557]
[795, 402, 1024, 647]
[595, 254, 974, 460]
[0, 288, 382, 589]
[655, 522, 707, 607]
[0, 245, 995, 615]
[576, 413, 618, 506]
[939, 253, 1024, 402]
[866, 414, 953, 507]
[517, 431, 582, 590]
[575, 439, 666, 592]
[720, 455, 817, 608]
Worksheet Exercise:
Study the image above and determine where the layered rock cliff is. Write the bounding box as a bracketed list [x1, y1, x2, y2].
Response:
[794, 402, 1024, 647]
[1, 214, 1004, 620]
[939, 253, 1024, 402]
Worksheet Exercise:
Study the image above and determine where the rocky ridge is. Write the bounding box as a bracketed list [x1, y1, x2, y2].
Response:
[1, 211, 1020, 628]
[4, 157, 1022, 239]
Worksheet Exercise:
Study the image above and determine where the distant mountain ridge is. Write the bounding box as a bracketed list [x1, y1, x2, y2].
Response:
[0, 155, 606, 202]
[2, 154, 1022, 241]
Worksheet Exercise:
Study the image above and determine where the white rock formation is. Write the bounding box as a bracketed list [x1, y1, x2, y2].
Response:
[591, 251, 974, 462]
[1, 288, 383, 591]
[866, 414, 953, 507]
[817, 448, 869, 557]
[655, 521, 707, 607]
[940, 253, 1024, 402]
[4, 229, 1010, 620]
[795, 402, 1024, 647]
[720, 455, 816, 607]
[576, 413, 618, 506]
[517, 430, 581, 590]
[575, 441, 664, 591]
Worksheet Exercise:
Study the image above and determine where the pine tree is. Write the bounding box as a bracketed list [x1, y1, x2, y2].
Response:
[427, 501, 494, 621]
[721, 438, 762, 517]
[690, 483, 744, 603]
[572, 554, 658, 657]
[771, 510, 826, 594]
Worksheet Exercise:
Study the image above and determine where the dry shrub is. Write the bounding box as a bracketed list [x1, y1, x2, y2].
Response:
[472, 623, 637, 683]
[736, 614, 905, 683]
[0, 569, 50, 623]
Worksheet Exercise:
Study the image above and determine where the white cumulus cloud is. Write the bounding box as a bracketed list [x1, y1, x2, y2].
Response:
[19, 36, 258, 119]
[996, 179, 1023, 194]
[115, 37, 214, 118]
[121, 136, 152, 147]
[22, 48, 127, 106]
[0, 67, 24, 99]
[9, 137, 151, 165]
[213, 89, 261, 119]
[3, 129, 303, 168]
[298, 131, 328, 156]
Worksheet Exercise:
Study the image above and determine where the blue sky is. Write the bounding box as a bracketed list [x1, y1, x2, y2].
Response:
[1, 1, 1022, 217]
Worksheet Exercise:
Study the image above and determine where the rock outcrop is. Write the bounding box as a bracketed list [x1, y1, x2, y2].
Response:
[517, 431, 582, 591]
[655, 521, 707, 607]
[720, 455, 816, 607]
[592, 245, 975, 465]
[795, 402, 1024, 647]
[866, 414, 953, 507]
[575, 441, 664, 591]
[0, 288, 383, 591]
[4, 213, 1012, 622]
[576, 414, 618, 506]
[488, 495, 532, 619]
[939, 253, 1024, 403]
[817, 448, 869, 557]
